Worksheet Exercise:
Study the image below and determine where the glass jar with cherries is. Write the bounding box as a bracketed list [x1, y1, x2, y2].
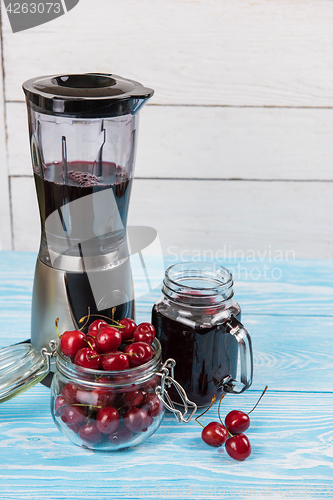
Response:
[0, 328, 197, 451]
[50, 338, 187, 450]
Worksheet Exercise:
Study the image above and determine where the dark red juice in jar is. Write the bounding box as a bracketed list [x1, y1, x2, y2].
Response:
[151, 263, 242, 407]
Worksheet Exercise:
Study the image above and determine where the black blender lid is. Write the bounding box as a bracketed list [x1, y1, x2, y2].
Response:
[22, 73, 154, 117]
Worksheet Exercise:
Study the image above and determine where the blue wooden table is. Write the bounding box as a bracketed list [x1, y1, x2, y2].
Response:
[0, 252, 332, 500]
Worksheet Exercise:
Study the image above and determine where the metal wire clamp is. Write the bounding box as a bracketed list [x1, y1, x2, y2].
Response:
[155, 358, 197, 423]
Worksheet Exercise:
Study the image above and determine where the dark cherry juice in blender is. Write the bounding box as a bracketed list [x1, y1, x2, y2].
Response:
[34, 161, 132, 257]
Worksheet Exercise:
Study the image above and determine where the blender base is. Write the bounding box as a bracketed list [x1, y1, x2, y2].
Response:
[31, 257, 79, 352]
[31, 257, 135, 353]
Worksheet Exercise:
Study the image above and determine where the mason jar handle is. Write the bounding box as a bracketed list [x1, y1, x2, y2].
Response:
[222, 315, 253, 394]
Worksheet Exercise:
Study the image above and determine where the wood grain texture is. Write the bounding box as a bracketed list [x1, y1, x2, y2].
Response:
[1, 0, 333, 106]
[0, 252, 333, 391]
[10, 176, 39, 251]
[10, 176, 333, 258]
[128, 179, 333, 260]
[2, 0, 333, 254]
[0, 252, 332, 499]
[0, 387, 332, 500]
[7, 102, 333, 180]
[139, 106, 333, 181]
[0, 20, 11, 250]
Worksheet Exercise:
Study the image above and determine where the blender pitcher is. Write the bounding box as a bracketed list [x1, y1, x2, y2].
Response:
[23, 73, 154, 350]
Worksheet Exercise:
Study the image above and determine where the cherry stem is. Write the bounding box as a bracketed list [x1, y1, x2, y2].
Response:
[86, 340, 94, 350]
[248, 385, 268, 415]
[90, 352, 123, 359]
[78, 312, 125, 328]
[90, 351, 135, 359]
[72, 403, 103, 409]
[117, 391, 143, 412]
[79, 307, 91, 331]
[195, 395, 216, 428]
[55, 318, 61, 339]
[217, 393, 226, 425]
[55, 402, 103, 415]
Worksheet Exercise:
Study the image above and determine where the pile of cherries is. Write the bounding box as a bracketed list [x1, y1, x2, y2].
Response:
[59, 317, 156, 370]
[54, 317, 163, 448]
[197, 386, 268, 461]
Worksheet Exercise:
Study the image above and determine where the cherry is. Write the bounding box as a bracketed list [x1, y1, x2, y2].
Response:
[201, 421, 228, 447]
[101, 352, 130, 371]
[108, 423, 133, 444]
[79, 421, 104, 444]
[133, 323, 156, 344]
[92, 387, 117, 407]
[196, 394, 228, 448]
[89, 378, 117, 407]
[60, 330, 87, 357]
[95, 326, 122, 353]
[224, 386, 268, 435]
[147, 414, 154, 427]
[67, 423, 81, 434]
[54, 395, 66, 414]
[75, 385, 116, 407]
[60, 405, 86, 428]
[88, 319, 108, 334]
[225, 434, 251, 461]
[225, 410, 250, 435]
[96, 406, 120, 434]
[133, 330, 154, 345]
[119, 318, 137, 341]
[120, 389, 145, 409]
[124, 342, 153, 367]
[62, 382, 78, 404]
[123, 407, 150, 433]
[75, 388, 99, 406]
[143, 375, 160, 392]
[142, 393, 163, 418]
[74, 348, 101, 370]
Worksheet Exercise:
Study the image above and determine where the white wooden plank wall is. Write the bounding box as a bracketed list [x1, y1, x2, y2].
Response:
[0, 9, 11, 250]
[1, 0, 333, 258]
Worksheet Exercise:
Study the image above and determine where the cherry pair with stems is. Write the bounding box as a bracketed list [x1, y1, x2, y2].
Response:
[196, 386, 268, 461]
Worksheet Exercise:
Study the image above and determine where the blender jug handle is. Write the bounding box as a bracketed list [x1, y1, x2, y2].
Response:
[222, 315, 253, 394]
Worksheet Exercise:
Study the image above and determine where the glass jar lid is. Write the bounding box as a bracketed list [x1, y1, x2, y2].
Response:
[0, 343, 52, 403]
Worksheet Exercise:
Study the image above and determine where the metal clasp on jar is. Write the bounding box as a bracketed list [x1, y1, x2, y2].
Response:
[39, 340, 58, 374]
[155, 359, 197, 423]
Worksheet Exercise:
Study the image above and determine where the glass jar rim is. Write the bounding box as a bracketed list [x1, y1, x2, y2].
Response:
[165, 262, 233, 289]
[163, 262, 234, 304]
[55, 338, 162, 388]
